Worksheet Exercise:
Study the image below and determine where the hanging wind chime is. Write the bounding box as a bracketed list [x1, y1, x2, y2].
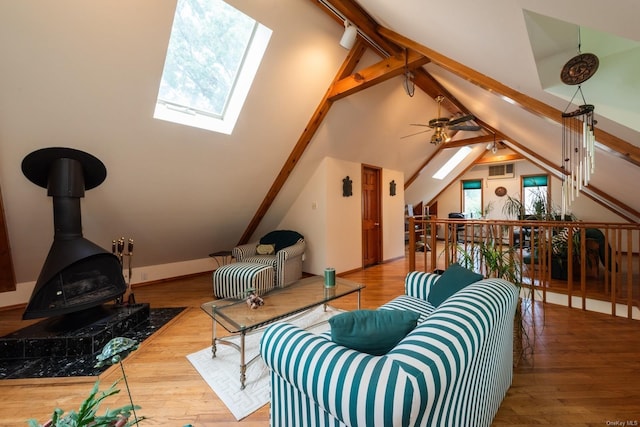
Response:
[559, 30, 599, 218]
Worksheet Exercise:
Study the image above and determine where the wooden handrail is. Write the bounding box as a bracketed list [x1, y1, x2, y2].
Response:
[406, 218, 640, 319]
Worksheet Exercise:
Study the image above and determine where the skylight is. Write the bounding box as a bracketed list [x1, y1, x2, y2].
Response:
[154, 0, 272, 134]
[432, 146, 472, 180]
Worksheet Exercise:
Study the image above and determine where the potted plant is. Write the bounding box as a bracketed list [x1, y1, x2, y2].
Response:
[453, 239, 534, 365]
[28, 337, 145, 427]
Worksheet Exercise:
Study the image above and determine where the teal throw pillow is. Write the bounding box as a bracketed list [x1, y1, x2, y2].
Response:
[427, 263, 483, 307]
[329, 309, 420, 356]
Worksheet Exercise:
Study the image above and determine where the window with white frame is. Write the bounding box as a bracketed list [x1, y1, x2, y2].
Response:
[462, 179, 483, 218]
[154, 0, 272, 134]
[522, 175, 549, 216]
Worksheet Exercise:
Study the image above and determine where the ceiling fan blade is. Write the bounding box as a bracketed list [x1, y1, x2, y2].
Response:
[447, 114, 476, 126]
[409, 123, 432, 127]
[449, 125, 482, 131]
[400, 129, 432, 139]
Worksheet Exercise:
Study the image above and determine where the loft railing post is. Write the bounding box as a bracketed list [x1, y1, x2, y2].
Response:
[408, 216, 416, 272]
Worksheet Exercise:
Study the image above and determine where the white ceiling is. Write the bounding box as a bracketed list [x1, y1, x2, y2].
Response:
[352, 0, 640, 217]
[357, 0, 640, 138]
[1, 0, 639, 287]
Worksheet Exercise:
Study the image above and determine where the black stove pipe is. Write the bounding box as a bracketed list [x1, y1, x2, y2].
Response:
[21, 148, 126, 320]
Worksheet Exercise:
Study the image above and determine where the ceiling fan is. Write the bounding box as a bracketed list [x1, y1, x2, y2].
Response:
[404, 95, 482, 144]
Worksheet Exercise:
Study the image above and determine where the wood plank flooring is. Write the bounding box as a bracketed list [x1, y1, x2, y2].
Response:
[1, 258, 639, 426]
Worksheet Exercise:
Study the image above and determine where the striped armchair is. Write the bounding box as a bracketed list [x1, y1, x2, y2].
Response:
[232, 230, 305, 287]
[260, 271, 519, 427]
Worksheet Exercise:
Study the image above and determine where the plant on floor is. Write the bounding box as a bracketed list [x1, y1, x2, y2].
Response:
[28, 337, 144, 427]
[454, 239, 534, 364]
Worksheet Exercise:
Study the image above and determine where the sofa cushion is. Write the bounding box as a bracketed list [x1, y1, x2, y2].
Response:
[328, 309, 420, 356]
[427, 263, 483, 307]
[260, 230, 304, 252]
[380, 295, 434, 323]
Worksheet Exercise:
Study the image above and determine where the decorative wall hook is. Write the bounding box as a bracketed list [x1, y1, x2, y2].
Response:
[342, 176, 352, 197]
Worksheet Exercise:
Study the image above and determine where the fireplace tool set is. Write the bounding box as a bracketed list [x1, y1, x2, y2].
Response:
[113, 237, 135, 304]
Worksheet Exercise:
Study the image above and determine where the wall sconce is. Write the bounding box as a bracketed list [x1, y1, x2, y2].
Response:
[389, 180, 396, 196]
[339, 21, 357, 49]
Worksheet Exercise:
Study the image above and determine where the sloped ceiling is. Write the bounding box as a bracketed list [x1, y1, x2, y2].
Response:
[0, 0, 639, 286]
[343, 0, 640, 219]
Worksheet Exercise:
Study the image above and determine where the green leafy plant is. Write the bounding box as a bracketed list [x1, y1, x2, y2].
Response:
[28, 379, 139, 427]
[28, 338, 144, 427]
[453, 239, 534, 364]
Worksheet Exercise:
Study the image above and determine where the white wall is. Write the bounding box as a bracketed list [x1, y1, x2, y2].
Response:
[382, 168, 406, 261]
[279, 157, 405, 276]
[429, 159, 629, 223]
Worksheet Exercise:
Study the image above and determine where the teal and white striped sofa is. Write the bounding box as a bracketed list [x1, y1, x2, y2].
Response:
[260, 270, 519, 427]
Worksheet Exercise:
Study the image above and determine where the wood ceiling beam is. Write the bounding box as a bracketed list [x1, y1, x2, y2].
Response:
[404, 135, 495, 189]
[412, 69, 472, 118]
[309, 0, 400, 56]
[478, 122, 640, 222]
[238, 39, 369, 244]
[379, 26, 640, 168]
[420, 149, 489, 210]
[475, 152, 525, 164]
[404, 144, 445, 189]
[328, 49, 429, 101]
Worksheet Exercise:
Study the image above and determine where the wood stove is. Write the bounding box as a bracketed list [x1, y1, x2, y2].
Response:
[21, 147, 127, 320]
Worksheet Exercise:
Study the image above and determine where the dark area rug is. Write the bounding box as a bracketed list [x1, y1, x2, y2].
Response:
[0, 307, 185, 379]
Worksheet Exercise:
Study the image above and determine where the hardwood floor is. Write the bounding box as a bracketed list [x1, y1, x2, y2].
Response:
[1, 258, 639, 426]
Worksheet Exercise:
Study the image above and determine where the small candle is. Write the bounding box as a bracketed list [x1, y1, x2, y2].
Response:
[324, 267, 335, 287]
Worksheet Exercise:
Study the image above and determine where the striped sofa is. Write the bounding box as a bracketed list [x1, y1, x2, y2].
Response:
[260, 271, 519, 427]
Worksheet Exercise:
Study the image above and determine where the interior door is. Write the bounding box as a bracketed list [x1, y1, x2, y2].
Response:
[362, 166, 382, 267]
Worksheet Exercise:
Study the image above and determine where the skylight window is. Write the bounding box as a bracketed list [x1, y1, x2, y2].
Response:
[154, 0, 272, 134]
[432, 147, 472, 180]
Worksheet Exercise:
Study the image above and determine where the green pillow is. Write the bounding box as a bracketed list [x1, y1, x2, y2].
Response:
[329, 309, 420, 356]
[427, 263, 483, 307]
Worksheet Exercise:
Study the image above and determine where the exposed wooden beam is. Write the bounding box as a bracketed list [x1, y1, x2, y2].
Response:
[328, 49, 428, 101]
[309, 0, 399, 56]
[481, 124, 640, 222]
[418, 149, 488, 209]
[379, 26, 640, 168]
[580, 186, 640, 223]
[238, 39, 369, 244]
[475, 152, 525, 164]
[404, 135, 495, 189]
[412, 69, 472, 118]
[444, 135, 495, 149]
[404, 144, 444, 189]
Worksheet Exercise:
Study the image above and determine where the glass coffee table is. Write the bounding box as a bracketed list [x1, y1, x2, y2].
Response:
[200, 275, 364, 389]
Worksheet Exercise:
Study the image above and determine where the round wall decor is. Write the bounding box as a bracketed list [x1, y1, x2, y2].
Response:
[495, 186, 507, 197]
[560, 53, 599, 85]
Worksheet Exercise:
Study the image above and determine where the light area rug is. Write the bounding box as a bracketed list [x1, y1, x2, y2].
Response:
[187, 305, 341, 420]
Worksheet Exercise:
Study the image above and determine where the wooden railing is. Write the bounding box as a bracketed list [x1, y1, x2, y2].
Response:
[407, 217, 640, 319]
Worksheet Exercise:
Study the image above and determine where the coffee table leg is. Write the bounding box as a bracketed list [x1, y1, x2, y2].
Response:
[240, 332, 246, 390]
[211, 317, 218, 358]
[357, 289, 361, 309]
